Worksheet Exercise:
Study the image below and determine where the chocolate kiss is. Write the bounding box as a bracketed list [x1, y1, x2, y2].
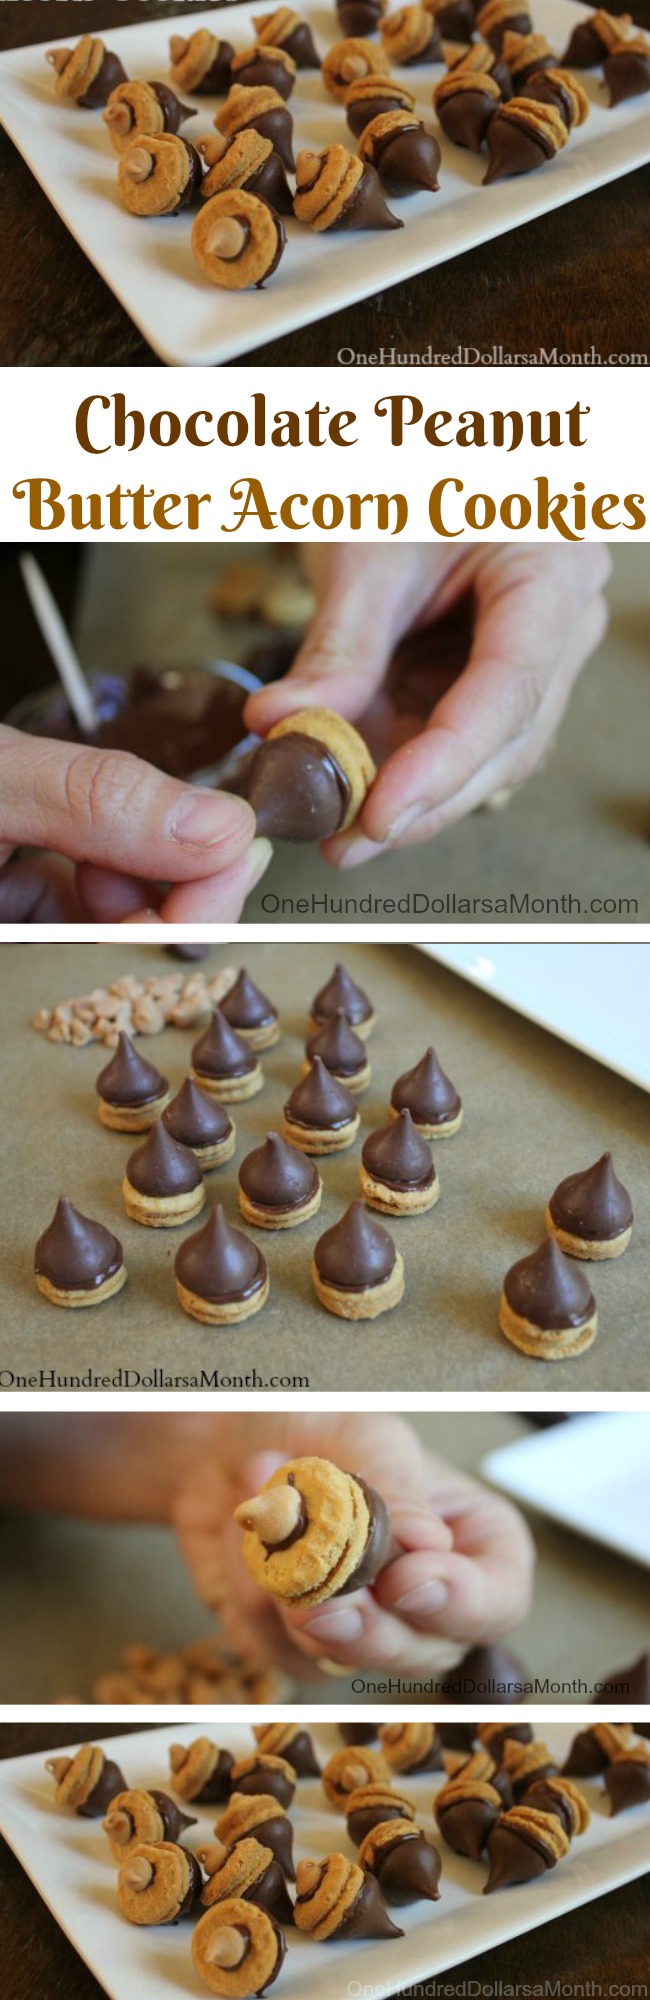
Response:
[347, 90, 415, 137]
[282, 21, 321, 68]
[314, 1198, 396, 1289]
[522, 71, 576, 126]
[246, 730, 350, 842]
[338, 0, 384, 32]
[35, 1195, 123, 1291]
[484, 1822, 553, 1892]
[163, 1079, 232, 1148]
[337, 1871, 404, 1939]
[375, 1831, 442, 1903]
[504, 1237, 595, 1331]
[175, 1202, 266, 1302]
[192, 1007, 256, 1077]
[374, 125, 441, 195]
[239, 1131, 319, 1206]
[306, 1010, 366, 1073]
[348, 1799, 410, 1844]
[96, 1031, 167, 1106]
[244, 1813, 295, 1880]
[249, 1855, 295, 1923]
[604, 48, 650, 107]
[549, 1151, 633, 1242]
[438, 86, 499, 152]
[149, 1789, 197, 1839]
[437, 0, 476, 35]
[286, 1055, 356, 1127]
[340, 1724, 378, 1744]
[525, 1781, 575, 1839]
[249, 150, 294, 213]
[483, 113, 551, 181]
[563, 1729, 627, 1777]
[126, 1120, 203, 1197]
[282, 1730, 321, 1777]
[253, 106, 295, 173]
[221, 969, 277, 1030]
[486, 9, 531, 52]
[560, 21, 605, 66]
[196, 43, 235, 92]
[391, 1046, 460, 1123]
[235, 1760, 295, 1809]
[150, 81, 196, 131]
[78, 1757, 128, 1817]
[456, 1642, 528, 1704]
[313, 963, 372, 1026]
[236, 55, 295, 100]
[362, 1108, 434, 1188]
[438, 1794, 500, 1862]
[595, 1653, 650, 1706]
[80, 50, 127, 108]
[605, 1756, 650, 1816]
[331, 162, 402, 231]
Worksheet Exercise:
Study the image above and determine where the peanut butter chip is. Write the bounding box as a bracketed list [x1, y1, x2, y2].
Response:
[206, 218, 247, 259]
[124, 146, 154, 183]
[341, 53, 371, 77]
[234, 1485, 303, 1544]
[208, 1928, 247, 1968]
[124, 1857, 154, 1890]
[296, 149, 320, 185]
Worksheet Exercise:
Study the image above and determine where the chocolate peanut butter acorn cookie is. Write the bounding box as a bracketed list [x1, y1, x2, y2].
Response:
[483, 96, 568, 181]
[169, 1738, 234, 1805]
[245, 708, 377, 839]
[345, 72, 417, 132]
[253, 9, 321, 69]
[198, 1836, 294, 1924]
[103, 1787, 197, 1859]
[484, 1804, 571, 1891]
[305, 1011, 372, 1093]
[476, 0, 532, 52]
[295, 144, 402, 229]
[221, 971, 281, 1048]
[546, 1152, 633, 1259]
[311, 963, 376, 1037]
[191, 1010, 264, 1100]
[46, 35, 126, 108]
[235, 1455, 399, 1606]
[238, 1132, 323, 1228]
[521, 66, 589, 130]
[604, 1740, 650, 1815]
[253, 1723, 321, 1777]
[229, 1753, 296, 1809]
[192, 1898, 286, 1997]
[360, 1109, 438, 1214]
[216, 84, 295, 173]
[359, 110, 441, 193]
[526, 1775, 591, 1838]
[35, 1195, 126, 1308]
[231, 43, 297, 101]
[435, 1751, 506, 1859]
[118, 1842, 202, 1925]
[294, 1853, 403, 1938]
[103, 80, 195, 154]
[434, 66, 502, 151]
[379, 1722, 443, 1773]
[426, 0, 477, 41]
[192, 191, 287, 289]
[564, 1722, 635, 1776]
[216, 1793, 295, 1879]
[500, 28, 555, 87]
[499, 1739, 558, 1797]
[46, 1745, 128, 1816]
[123, 1121, 205, 1227]
[358, 1819, 442, 1902]
[390, 1045, 463, 1136]
[500, 1237, 597, 1358]
[312, 1198, 405, 1318]
[561, 7, 628, 68]
[175, 1203, 269, 1323]
[346, 1781, 415, 1844]
[96, 1031, 170, 1131]
[323, 36, 390, 98]
[283, 1056, 360, 1153]
[118, 135, 204, 217]
[450, 36, 513, 92]
[339, 0, 387, 34]
[323, 1745, 390, 1806]
[478, 1719, 533, 1756]
[604, 28, 650, 99]
[163, 1081, 236, 1170]
[381, 6, 442, 65]
[169, 29, 234, 96]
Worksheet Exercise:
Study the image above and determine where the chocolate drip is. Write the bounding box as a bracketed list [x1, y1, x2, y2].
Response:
[372, 124, 441, 194]
[79, 1758, 127, 1818]
[192, 1008, 257, 1078]
[285, 1055, 357, 1129]
[35, 1196, 123, 1292]
[549, 1152, 633, 1241]
[336, 1871, 404, 1938]
[80, 50, 127, 108]
[96, 1031, 168, 1106]
[331, 163, 402, 231]
[246, 731, 350, 840]
[150, 81, 196, 131]
[306, 1009, 367, 1075]
[239, 1132, 319, 1209]
[315, 1200, 396, 1291]
[221, 969, 277, 1030]
[372, 1829, 442, 1903]
[175, 1203, 267, 1303]
[126, 1121, 203, 1197]
[163, 1079, 232, 1149]
[340, 1474, 399, 1591]
[503, 1238, 595, 1331]
[362, 1108, 434, 1190]
[391, 1046, 461, 1124]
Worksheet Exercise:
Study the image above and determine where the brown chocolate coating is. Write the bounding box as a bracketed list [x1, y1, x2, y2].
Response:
[235, 54, 295, 99]
[331, 162, 402, 230]
[340, 1474, 400, 1592]
[369, 122, 441, 194]
[251, 105, 295, 172]
[80, 49, 127, 108]
[248, 151, 294, 212]
[549, 1152, 633, 1242]
[246, 730, 351, 840]
[483, 106, 554, 180]
[35, 1196, 123, 1293]
[248, 1856, 295, 1923]
[436, 0, 476, 35]
[340, 1724, 378, 1744]
[390, 1046, 461, 1125]
[362, 1108, 434, 1190]
[192, 43, 235, 92]
[503, 1238, 596, 1331]
[234, 1760, 296, 1809]
[439, 1725, 477, 1750]
[306, 1010, 367, 1076]
[221, 970, 278, 1032]
[149, 81, 196, 132]
[347, 87, 416, 135]
[314, 1199, 397, 1291]
[525, 1780, 576, 1839]
[347, 1798, 411, 1844]
[96, 1032, 168, 1107]
[336, 1870, 404, 1938]
[564, 1727, 631, 1778]
[456, 1646, 528, 1708]
[437, 83, 500, 150]
[176, 142, 206, 210]
[79, 1757, 128, 1817]
[596, 1653, 650, 1706]
[192, 1008, 257, 1079]
[371, 1828, 442, 1903]
[312, 963, 373, 1028]
[604, 44, 650, 107]
[437, 1791, 501, 1860]
[175, 1204, 267, 1304]
[285, 1055, 357, 1130]
[126, 1122, 203, 1198]
[605, 1751, 650, 1815]
[484, 7, 531, 52]
[281, 21, 320, 66]
[484, 1817, 557, 1892]
[163, 1080, 233, 1151]
[187, 1750, 234, 1803]
[522, 69, 578, 125]
[146, 1789, 198, 1840]
[239, 1132, 319, 1211]
[338, 0, 384, 31]
[561, 19, 608, 66]
[238, 1813, 295, 1880]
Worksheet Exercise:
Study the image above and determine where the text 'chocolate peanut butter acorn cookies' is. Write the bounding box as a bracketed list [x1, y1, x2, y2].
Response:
[175, 1203, 270, 1323]
[192, 191, 287, 289]
[294, 1852, 403, 1938]
[235, 1455, 399, 1606]
[312, 1198, 405, 1317]
[118, 134, 204, 216]
[245, 709, 377, 840]
[294, 144, 402, 230]
[34, 1195, 126, 1309]
[46, 35, 126, 108]
[118, 1842, 203, 1926]
[192, 1898, 286, 1997]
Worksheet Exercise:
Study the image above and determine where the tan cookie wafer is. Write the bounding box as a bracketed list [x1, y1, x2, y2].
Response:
[239, 1177, 323, 1229]
[176, 1271, 270, 1325]
[592, 1724, 636, 1759]
[169, 1738, 223, 1799]
[323, 38, 390, 98]
[46, 1745, 104, 1809]
[199, 1837, 275, 1906]
[477, 0, 523, 31]
[99, 1089, 170, 1131]
[295, 1853, 366, 1936]
[381, 6, 436, 60]
[435, 67, 501, 99]
[253, 8, 302, 41]
[380, 1723, 439, 1771]
[311, 1249, 405, 1320]
[501, 29, 552, 67]
[323, 1746, 389, 1807]
[347, 1780, 414, 1821]
[231, 1752, 295, 1787]
[189, 1061, 264, 1100]
[103, 81, 166, 152]
[237, 1457, 365, 1604]
[36, 1266, 127, 1309]
[540, 69, 590, 125]
[232, 43, 297, 80]
[294, 147, 365, 229]
[388, 1101, 463, 1138]
[170, 29, 222, 92]
[499, 1805, 570, 1862]
[359, 1162, 438, 1215]
[217, 83, 287, 136]
[283, 1110, 359, 1153]
[123, 1178, 205, 1227]
[496, 96, 569, 152]
[450, 39, 500, 73]
[118, 135, 197, 217]
[499, 1293, 597, 1359]
[118, 1842, 198, 1925]
[501, 1739, 555, 1785]
[545, 1202, 631, 1260]
[359, 107, 422, 162]
[200, 130, 274, 197]
[611, 1741, 650, 1766]
[264, 708, 375, 829]
[192, 1898, 282, 1998]
[359, 1817, 427, 1870]
[217, 1794, 288, 1846]
[103, 1789, 168, 1857]
[344, 73, 416, 110]
[253, 1724, 310, 1756]
[593, 8, 634, 51]
[436, 1775, 502, 1810]
[192, 1127, 237, 1169]
[448, 1748, 497, 1784]
[530, 1776, 591, 1834]
[47, 36, 104, 99]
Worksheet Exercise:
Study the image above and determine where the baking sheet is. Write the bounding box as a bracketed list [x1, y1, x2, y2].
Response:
[481, 1413, 650, 1565]
[1, 2, 650, 365]
[0, 941, 647, 1391]
[0, 1723, 648, 2000]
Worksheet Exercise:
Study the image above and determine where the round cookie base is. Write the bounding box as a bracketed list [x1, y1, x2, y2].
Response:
[175, 1273, 270, 1323]
[35, 1265, 127, 1309]
[309, 1008, 376, 1042]
[389, 1102, 463, 1139]
[192, 1128, 237, 1171]
[228, 1018, 281, 1050]
[238, 1181, 323, 1228]
[499, 1292, 598, 1359]
[545, 1204, 632, 1261]
[98, 1091, 170, 1132]
[123, 1178, 205, 1228]
[359, 1166, 439, 1215]
[190, 1064, 264, 1102]
[300, 1057, 371, 1094]
[283, 1112, 360, 1154]
[311, 1249, 405, 1319]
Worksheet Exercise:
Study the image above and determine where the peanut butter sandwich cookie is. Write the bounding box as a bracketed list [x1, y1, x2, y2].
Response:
[231, 43, 297, 100]
[198, 1836, 293, 1923]
[229, 1752, 296, 1808]
[118, 1842, 202, 1924]
[310, 962, 376, 1037]
[483, 96, 568, 180]
[238, 1132, 323, 1228]
[294, 1853, 403, 1938]
[564, 1722, 635, 1776]
[118, 134, 204, 216]
[283, 1056, 360, 1153]
[216, 84, 295, 172]
[484, 1805, 571, 1892]
[163, 1080, 236, 1169]
[103, 79, 195, 153]
[360, 1109, 438, 1214]
[191, 1010, 264, 1100]
[246, 708, 377, 840]
[434, 66, 502, 151]
[220, 970, 281, 1048]
[346, 1781, 415, 1844]
[169, 29, 234, 95]
[169, 1738, 234, 1805]
[46, 1744, 128, 1817]
[380, 6, 442, 65]
[253, 9, 321, 68]
[500, 1237, 597, 1359]
[322, 1745, 389, 1806]
[359, 109, 441, 192]
[312, 1198, 405, 1318]
[605, 1740, 650, 1815]
[253, 1723, 321, 1777]
[294, 145, 402, 230]
[345, 72, 416, 133]
[379, 1722, 443, 1773]
[175, 1203, 269, 1323]
[35, 1195, 126, 1308]
[123, 1121, 205, 1227]
[477, 0, 533, 53]
[390, 1045, 463, 1136]
[46, 35, 126, 107]
[561, 6, 629, 68]
[216, 1793, 295, 1879]
[192, 1899, 286, 1997]
[199, 130, 293, 213]
[358, 1819, 442, 1902]
[435, 1752, 505, 1859]
[526, 1775, 591, 1838]
[520, 66, 590, 128]
[236, 1456, 400, 1607]
[546, 1151, 633, 1259]
[96, 1030, 170, 1130]
[324, 37, 390, 98]
[501, 28, 554, 86]
[103, 1788, 196, 1859]
[304, 1011, 371, 1093]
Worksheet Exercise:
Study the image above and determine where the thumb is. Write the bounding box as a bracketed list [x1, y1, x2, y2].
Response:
[0, 726, 255, 881]
[244, 550, 436, 735]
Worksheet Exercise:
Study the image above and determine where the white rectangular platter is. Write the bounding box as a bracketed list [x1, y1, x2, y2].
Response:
[0, 1724, 648, 2000]
[1, 2, 649, 364]
[419, 942, 650, 1092]
[481, 1413, 650, 1567]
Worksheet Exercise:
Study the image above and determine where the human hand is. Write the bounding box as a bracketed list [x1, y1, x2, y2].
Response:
[0, 725, 271, 922]
[172, 1413, 535, 1681]
[244, 546, 611, 868]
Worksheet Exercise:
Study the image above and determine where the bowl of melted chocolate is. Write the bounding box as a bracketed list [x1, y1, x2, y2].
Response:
[9, 662, 264, 787]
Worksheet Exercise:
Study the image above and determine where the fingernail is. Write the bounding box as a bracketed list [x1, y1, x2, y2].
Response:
[316, 1656, 356, 1677]
[301, 1605, 364, 1644]
[393, 1578, 449, 1620]
[240, 837, 273, 893]
[386, 800, 428, 840]
[337, 837, 387, 872]
[170, 790, 252, 849]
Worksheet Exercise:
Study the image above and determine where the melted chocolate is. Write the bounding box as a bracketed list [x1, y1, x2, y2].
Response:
[177, 141, 205, 210]
[503, 1237, 595, 1331]
[550, 1153, 633, 1241]
[314, 1199, 396, 1291]
[246, 730, 351, 840]
[336, 1870, 404, 1938]
[96, 1032, 168, 1107]
[306, 1009, 367, 1076]
[126, 1121, 203, 1198]
[340, 1474, 400, 1592]
[175, 1203, 267, 1303]
[80, 49, 126, 108]
[239, 1132, 319, 1210]
[437, 1792, 500, 1861]
[221, 969, 277, 1031]
[175, 1850, 203, 1917]
[28, 667, 249, 781]
[192, 1008, 257, 1079]
[391, 1046, 461, 1124]
[78, 1756, 128, 1818]
[163, 1079, 233, 1150]
[372, 123, 441, 194]
[372, 1828, 442, 1903]
[312, 964, 373, 1027]
[281, 22, 320, 67]
[285, 1055, 357, 1130]
[331, 162, 402, 231]
[362, 1108, 434, 1190]
[35, 1196, 123, 1292]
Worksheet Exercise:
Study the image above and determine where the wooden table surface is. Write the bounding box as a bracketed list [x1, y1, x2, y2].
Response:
[1, 0, 649, 367]
[1, 1725, 648, 2000]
